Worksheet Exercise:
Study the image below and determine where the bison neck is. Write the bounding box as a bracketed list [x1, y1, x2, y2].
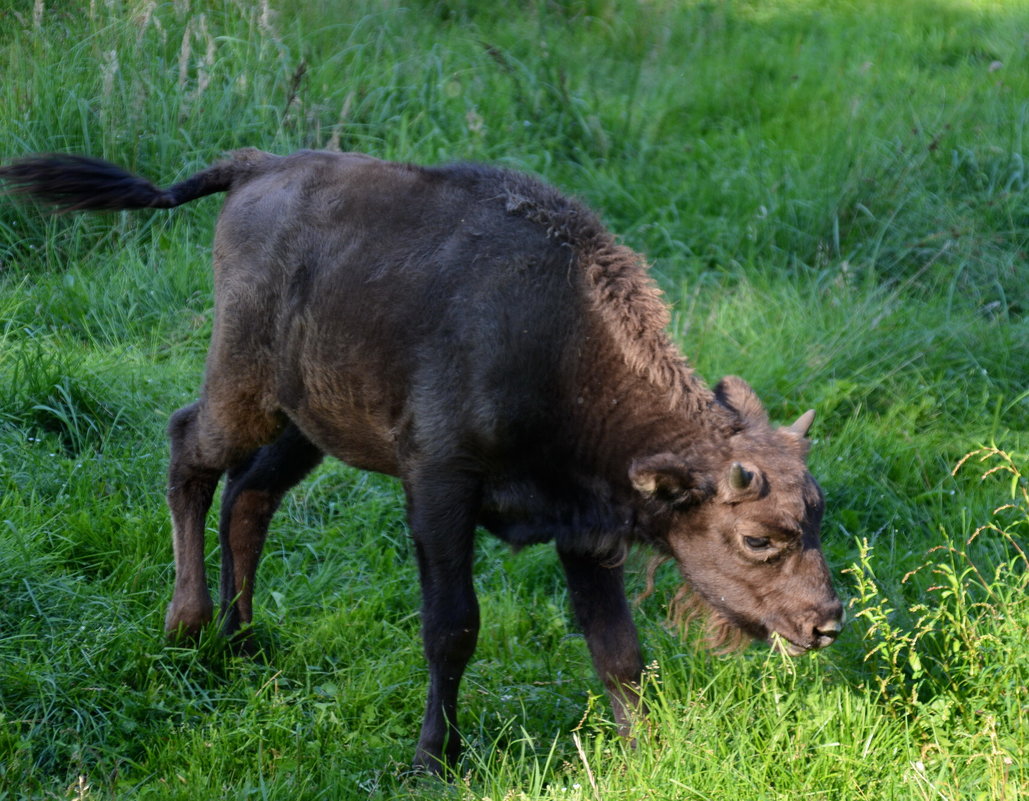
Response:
[478, 328, 732, 557]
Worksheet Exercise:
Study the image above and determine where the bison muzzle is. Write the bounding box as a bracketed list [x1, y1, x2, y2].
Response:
[0, 149, 844, 773]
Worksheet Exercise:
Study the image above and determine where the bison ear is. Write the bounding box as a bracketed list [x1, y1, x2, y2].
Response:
[630, 454, 712, 507]
[714, 376, 769, 426]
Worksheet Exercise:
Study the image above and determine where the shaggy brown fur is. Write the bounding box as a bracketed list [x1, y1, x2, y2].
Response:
[1, 148, 843, 773]
[500, 168, 714, 419]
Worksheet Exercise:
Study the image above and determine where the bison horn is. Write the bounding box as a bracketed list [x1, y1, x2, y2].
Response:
[786, 409, 816, 439]
[728, 462, 752, 491]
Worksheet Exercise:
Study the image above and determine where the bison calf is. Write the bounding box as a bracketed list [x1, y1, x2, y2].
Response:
[0, 149, 843, 772]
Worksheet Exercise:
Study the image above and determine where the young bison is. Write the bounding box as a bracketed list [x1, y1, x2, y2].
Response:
[0, 149, 843, 772]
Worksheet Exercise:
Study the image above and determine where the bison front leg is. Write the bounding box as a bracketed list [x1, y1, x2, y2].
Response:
[217, 425, 324, 637]
[558, 549, 645, 735]
[406, 470, 482, 775]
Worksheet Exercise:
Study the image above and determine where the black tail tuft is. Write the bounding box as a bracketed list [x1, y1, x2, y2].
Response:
[0, 154, 178, 212]
[0, 154, 234, 213]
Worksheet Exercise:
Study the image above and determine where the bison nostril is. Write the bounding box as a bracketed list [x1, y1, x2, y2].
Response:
[813, 618, 843, 645]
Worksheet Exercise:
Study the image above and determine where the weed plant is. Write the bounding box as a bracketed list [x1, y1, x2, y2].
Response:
[0, 1, 1026, 799]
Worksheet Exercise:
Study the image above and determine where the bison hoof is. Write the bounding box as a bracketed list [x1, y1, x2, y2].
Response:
[411, 742, 459, 777]
[164, 599, 214, 641]
[409, 755, 446, 779]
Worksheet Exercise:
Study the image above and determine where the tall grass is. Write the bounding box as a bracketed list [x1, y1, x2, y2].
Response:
[0, 1, 1026, 799]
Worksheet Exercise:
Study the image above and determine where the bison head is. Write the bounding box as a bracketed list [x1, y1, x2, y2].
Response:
[631, 376, 843, 655]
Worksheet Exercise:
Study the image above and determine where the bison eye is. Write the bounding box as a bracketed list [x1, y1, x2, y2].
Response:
[743, 536, 772, 551]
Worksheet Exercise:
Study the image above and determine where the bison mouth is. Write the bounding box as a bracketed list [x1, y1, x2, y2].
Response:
[668, 586, 821, 656]
[640, 556, 825, 657]
[769, 632, 812, 657]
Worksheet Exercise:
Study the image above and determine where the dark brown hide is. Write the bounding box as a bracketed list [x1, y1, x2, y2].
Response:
[0, 149, 843, 773]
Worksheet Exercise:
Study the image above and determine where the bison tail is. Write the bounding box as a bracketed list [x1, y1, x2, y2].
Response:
[0, 153, 240, 213]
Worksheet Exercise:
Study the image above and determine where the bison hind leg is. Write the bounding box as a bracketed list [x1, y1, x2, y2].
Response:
[217, 424, 324, 639]
[164, 397, 286, 640]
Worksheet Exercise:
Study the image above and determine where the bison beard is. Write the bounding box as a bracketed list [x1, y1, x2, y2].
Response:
[1, 148, 844, 774]
[639, 555, 751, 653]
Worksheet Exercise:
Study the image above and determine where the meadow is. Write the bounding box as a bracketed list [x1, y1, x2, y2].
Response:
[0, 0, 1026, 798]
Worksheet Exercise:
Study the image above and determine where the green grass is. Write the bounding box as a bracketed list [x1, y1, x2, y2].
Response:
[0, 0, 1027, 798]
